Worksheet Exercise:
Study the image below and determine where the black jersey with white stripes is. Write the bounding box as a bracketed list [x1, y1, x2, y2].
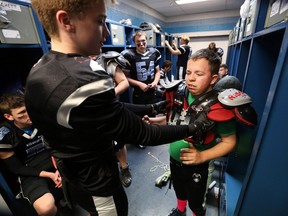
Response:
[177, 45, 192, 67]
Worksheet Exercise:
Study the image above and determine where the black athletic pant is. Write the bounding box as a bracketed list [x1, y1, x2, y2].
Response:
[170, 157, 208, 216]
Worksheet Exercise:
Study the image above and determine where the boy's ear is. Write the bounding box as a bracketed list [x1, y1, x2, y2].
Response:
[211, 74, 218, 85]
[56, 10, 75, 32]
[3, 113, 14, 121]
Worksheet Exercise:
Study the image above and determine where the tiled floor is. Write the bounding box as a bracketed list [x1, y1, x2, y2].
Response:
[0, 143, 221, 216]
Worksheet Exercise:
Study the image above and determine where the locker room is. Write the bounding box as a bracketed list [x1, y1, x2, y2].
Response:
[0, 0, 287, 215]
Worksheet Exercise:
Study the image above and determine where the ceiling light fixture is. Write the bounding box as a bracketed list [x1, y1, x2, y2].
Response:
[175, 0, 208, 5]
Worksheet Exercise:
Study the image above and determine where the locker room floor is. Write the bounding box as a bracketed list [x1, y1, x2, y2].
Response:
[123, 144, 220, 216]
[0, 143, 221, 216]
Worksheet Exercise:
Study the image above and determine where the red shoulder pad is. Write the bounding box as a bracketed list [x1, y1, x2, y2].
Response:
[207, 103, 235, 122]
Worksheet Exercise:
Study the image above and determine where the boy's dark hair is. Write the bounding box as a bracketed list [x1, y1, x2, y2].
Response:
[0, 93, 25, 115]
[190, 49, 221, 75]
[162, 60, 172, 69]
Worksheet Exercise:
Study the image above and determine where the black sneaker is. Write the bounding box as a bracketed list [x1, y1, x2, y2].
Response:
[119, 165, 132, 187]
[168, 208, 186, 216]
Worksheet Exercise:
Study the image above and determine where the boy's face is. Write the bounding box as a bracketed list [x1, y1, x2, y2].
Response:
[218, 67, 228, 78]
[68, 0, 110, 56]
[5, 105, 32, 129]
[135, 34, 147, 54]
[185, 58, 218, 96]
[163, 66, 171, 73]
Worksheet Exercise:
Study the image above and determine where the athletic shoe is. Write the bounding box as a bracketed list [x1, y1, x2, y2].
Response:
[119, 165, 132, 187]
[155, 171, 171, 188]
[168, 208, 186, 216]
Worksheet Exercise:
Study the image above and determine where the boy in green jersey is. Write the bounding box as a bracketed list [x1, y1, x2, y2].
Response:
[167, 49, 237, 216]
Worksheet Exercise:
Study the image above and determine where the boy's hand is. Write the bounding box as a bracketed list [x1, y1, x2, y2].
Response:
[180, 143, 204, 165]
[142, 115, 166, 125]
[138, 82, 150, 92]
[54, 170, 62, 188]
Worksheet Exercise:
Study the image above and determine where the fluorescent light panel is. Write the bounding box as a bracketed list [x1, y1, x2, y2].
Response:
[175, 0, 208, 5]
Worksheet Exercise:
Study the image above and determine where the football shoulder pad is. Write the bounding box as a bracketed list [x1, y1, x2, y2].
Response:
[218, 88, 252, 107]
[210, 88, 257, 127]
[95, 51, 130, 76]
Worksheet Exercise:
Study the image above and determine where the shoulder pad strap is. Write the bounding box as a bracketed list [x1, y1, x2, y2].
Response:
[191, 89, 219, 108]
[182, 90, 219, 127]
